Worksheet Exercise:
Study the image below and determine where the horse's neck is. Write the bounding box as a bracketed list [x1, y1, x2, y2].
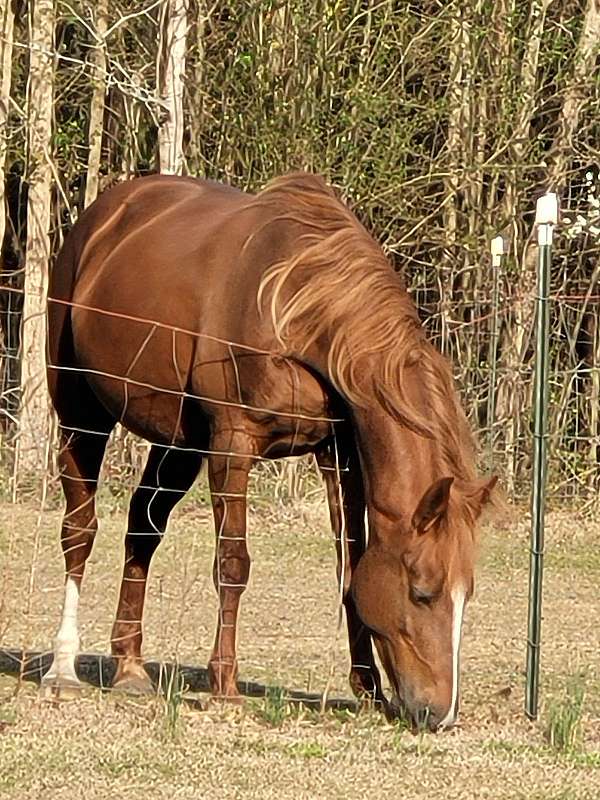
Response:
[351, 403, 442, 545]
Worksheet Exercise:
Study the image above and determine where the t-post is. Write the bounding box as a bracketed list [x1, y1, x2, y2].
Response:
[525, 192, 558, 721]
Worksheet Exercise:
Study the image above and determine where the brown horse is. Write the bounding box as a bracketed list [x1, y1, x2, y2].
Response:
[43, 172, 496, 730]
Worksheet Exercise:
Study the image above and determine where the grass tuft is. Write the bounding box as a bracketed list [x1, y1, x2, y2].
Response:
[288, 741, 328, 759]
[259, 685, 287, 727]
[160, 664, 187, 738]
[545, 673, 586, 753]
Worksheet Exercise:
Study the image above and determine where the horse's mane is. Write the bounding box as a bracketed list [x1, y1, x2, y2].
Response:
[256, 172, 477, 484]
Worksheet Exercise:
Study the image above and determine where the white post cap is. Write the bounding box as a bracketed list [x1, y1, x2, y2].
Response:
[490, 235, 505, 257]
[535, 193, 559, 225]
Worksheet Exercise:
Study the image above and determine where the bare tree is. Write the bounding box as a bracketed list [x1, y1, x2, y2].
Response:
[0, 0, 15, 435]
[548, 0, 600, 190]
[84, 0, 109, 208]
[158, 0, 189, 175]
[18, 0, 55, 480]
[0, 0, 14, 260]
[495, 0, 555, 492]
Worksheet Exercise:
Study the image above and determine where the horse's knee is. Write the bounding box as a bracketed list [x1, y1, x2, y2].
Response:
[213, 545, 250, 593]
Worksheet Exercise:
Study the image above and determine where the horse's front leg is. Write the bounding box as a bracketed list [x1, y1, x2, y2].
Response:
[207, 434, 254, 701]
[316, 440, 385, 709]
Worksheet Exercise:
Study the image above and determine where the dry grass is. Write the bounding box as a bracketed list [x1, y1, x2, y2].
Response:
[0, 477, 599, 799]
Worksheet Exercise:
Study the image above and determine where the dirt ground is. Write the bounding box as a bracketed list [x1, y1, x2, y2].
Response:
[0, 476, 599, 799]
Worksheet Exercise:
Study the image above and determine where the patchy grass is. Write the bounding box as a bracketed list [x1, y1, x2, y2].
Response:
[0, 499, 599, 798]
[159, 663, 187, 739]
[256, 686, 288, 727]
[546, 673, 587, 754]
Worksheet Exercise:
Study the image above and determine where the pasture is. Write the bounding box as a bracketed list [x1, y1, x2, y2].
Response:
[0, 473, 598, 799]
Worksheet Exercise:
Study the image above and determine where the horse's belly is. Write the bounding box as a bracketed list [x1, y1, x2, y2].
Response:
[70, 290, 342, 454]
[71, 304, 204, 446]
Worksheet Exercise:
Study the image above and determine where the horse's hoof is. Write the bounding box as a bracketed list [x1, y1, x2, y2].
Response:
[112, 675, 154, 695]
[39, 673, 83, 701]
[112, 661, 154, 695]
[208, 691, 244, 706]
[112, 656, 156, 694]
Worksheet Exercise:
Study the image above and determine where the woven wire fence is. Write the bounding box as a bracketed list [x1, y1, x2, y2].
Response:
[409, 174, 600, 508]
[1, 206, 598, 707]
[0, 285, 364, 709]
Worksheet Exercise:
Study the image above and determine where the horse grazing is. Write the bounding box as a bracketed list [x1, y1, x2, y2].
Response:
[44, 172, 496, 730]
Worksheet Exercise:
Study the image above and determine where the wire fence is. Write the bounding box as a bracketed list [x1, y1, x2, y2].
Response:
[1, 0, 599, 720]
[2, 225, 599, 507]
[1, 210, 598, 710]
[0, 283, 368, 708]
[410, 224, 600, 508]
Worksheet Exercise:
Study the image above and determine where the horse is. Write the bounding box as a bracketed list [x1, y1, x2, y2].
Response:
[43, 172, 497, 730]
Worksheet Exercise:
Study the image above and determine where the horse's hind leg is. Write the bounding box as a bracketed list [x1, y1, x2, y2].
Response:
[41, 426, 111, 698]
[316, 439, 385, 708]
[111, 445, 203, 692]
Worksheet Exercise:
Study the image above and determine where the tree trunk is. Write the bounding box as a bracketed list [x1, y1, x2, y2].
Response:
[586, 310, 599, 496]
[187, 0, 207, 175]
[84, 0, 109, 209]
[441, 4, 466, 355]
[18, 0, 55, 483]
[0, 0, 14, 442]
[547, 0, 600, 190]
[495, 0, 554, 493]
[0, 0, 14, 260]
[158, 0, 189, 175]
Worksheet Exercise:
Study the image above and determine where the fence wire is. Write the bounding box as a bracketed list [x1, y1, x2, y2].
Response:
[0, 287, 365, 707]
[1, 212, 598, 708]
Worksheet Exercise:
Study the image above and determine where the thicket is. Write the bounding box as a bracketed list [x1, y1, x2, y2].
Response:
[1, 1, 599, 502]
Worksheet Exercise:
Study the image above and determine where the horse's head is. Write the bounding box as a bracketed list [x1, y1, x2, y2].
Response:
[351, 475, 497, 731]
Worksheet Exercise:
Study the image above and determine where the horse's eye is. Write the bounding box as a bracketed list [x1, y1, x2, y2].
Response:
[410, 586, 435, 606]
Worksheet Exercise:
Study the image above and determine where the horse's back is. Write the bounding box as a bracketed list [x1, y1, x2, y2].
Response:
[48, 175, 331, 447]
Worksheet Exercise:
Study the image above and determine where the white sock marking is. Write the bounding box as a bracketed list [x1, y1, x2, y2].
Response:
[45, 576, 81, 683]
[438, 585, 466, 729]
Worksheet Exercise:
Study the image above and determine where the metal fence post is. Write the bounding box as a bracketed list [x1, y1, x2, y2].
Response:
[525, 192, 558, 721]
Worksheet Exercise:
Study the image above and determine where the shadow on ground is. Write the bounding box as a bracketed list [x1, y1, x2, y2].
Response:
[0, 647, 359, 712]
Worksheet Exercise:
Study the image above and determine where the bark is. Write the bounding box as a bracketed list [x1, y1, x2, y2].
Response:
[441, 4, 469, 354]
[84, 0, 109, 208]
[0, 0, 14, 250]
[187, 0, 207, 174]
[495, 0, 554, 492]
[158, 0, 189, 175]
[18, 0, 55, 480]
[0, 0, 14, 435]
[586, 311, 599, 493]
[547, 0, 600, 190]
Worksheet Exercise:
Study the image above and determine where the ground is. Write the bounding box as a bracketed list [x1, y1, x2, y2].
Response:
[0, 472, 598, 799]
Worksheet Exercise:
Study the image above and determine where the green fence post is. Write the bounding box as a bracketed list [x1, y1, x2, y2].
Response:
[525, 192, 558, 721]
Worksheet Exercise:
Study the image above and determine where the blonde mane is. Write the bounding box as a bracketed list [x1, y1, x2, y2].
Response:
[256, 172, 477, 484]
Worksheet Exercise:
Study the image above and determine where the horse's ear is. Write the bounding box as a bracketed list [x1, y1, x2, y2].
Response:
[466, 475, 499, 518]
[412, 477, 454, 534]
